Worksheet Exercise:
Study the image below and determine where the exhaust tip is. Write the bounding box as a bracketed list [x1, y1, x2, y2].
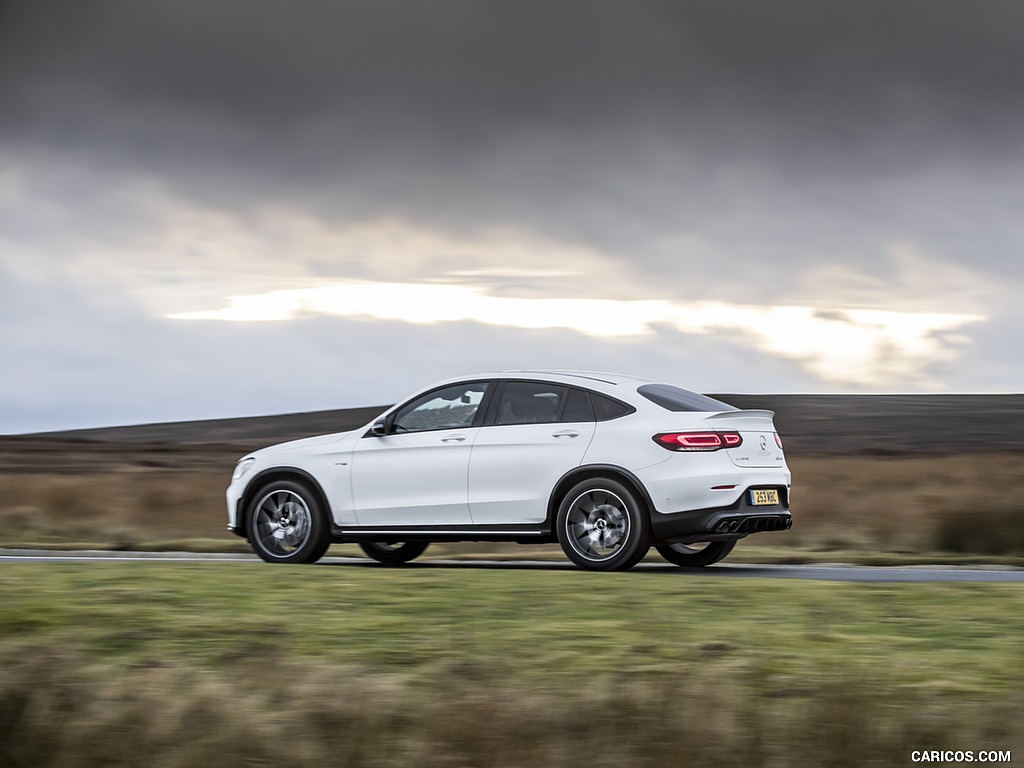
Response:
[715, 521, 731, 533]
[729, 520, 741, 532]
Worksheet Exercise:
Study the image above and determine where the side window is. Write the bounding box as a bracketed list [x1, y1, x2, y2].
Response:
[560, 388, 595, 422]
[392, 382, 490, 433]
[495, 382, 566, 425]
[592, 393, 634, 421]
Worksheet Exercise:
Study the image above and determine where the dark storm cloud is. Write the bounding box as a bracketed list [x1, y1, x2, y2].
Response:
[3, 0, 1023, 309]
[5, 1, 1024, 194]
[5, 1, 1024, 136]
[2, 0, 1023, 433]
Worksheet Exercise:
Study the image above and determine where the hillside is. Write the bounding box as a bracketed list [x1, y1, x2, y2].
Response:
[1, 395, 1022, 558]
[6, 394, 1024, 456]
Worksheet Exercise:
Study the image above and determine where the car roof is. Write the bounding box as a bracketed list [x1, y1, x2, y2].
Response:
[387, 370, 734, 417]
[499, 369, 651, 386]
[432, 369, 654, 400]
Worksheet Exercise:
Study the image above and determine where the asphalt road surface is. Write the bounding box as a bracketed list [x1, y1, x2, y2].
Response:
[2, 549, 1023, 583]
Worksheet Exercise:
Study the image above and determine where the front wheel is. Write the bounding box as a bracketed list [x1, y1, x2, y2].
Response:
[556, 478, 651, 571]
[656, 540, 736, 568]
[359, 541, 429, 565]
[246, 480, 330, 564]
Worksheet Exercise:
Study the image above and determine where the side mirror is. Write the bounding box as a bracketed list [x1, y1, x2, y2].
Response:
[370, 419, 387, 437]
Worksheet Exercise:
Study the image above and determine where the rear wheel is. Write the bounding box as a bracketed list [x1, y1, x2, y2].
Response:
[656, 540, 736, 568]
[246, 480, 330, 564]
[556, 478, 651, 571]
[359, 541, 429, 565]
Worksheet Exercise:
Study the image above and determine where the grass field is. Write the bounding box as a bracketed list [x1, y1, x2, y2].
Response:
[1, 562, 1022, 766]
[2, 451, 1022, 563]
[2, 407, 1022, 766]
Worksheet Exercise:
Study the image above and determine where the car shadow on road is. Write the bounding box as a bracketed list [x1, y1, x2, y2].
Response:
[317, 557, 777, 577]
[314, 558, 1024, 582]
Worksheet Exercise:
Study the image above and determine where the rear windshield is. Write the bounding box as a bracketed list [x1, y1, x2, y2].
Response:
[637, 384, 737, 413]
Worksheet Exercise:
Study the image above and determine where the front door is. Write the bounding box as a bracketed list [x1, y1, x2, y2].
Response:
[350, 381, 491, 527]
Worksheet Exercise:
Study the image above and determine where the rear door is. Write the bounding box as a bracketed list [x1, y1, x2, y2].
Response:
[468, 382, 595, 524]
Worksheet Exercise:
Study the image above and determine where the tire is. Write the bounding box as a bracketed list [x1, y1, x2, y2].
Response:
[556, 478, 651, 571]
[656, 540, 736, 568]
[246, 480, 331, 564]
[359, 541, 430, 565]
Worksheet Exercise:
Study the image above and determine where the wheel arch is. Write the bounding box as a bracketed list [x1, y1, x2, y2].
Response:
[547, 464, 655, 525]
[241, 467, 333, 535]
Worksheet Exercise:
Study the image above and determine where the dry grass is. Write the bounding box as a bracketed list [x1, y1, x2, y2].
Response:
[785, 454, 1024, 555]
[2, 549, 1022, 767]
[0, 470, 229, 547]
[6, 654, 1019, 768]
[1, 447, 1023, 558]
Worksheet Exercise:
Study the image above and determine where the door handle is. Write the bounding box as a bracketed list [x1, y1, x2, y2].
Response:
[441, 435, 467, 443]
[552, 430, 579, 438]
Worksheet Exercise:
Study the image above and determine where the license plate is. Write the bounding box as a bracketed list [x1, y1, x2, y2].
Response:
[750, 489, 779, 506]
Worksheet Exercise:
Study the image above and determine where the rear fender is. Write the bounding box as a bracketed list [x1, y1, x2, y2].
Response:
[547, 464, 656, 525]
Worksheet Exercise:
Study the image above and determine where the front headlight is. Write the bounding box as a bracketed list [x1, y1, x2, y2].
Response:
[232, 457, 256, 482]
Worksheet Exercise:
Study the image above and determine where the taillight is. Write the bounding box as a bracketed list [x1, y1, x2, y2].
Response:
[653, 431, 744, 451]
[774, 433, 783, 449]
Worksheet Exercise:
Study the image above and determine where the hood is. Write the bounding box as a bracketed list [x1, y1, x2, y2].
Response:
[254, 430, 355, 458]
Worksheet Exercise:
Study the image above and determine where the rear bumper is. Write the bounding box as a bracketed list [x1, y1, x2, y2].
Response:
[651, 485, 792, 544]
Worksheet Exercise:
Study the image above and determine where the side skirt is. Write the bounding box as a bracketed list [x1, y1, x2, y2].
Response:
[330, 523, 555, 544]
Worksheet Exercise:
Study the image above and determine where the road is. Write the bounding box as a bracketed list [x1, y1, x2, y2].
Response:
[2, 549, 1023, 583]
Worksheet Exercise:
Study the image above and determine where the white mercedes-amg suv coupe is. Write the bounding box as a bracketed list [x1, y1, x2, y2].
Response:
[226, 371, 792, 571]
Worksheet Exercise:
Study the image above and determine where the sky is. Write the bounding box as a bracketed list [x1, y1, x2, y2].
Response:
[2, 0, 1023, 433]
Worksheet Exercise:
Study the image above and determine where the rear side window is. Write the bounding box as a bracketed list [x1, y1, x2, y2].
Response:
[560, 388, 595, 422]
[495, 382, 566, 425]
[591, 393, 634, 421]
[637, 384, 736, 413]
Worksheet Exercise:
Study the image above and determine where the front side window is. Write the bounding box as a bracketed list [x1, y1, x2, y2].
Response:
[495, 382, 566, 425]
[392, 382, 490, 432]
